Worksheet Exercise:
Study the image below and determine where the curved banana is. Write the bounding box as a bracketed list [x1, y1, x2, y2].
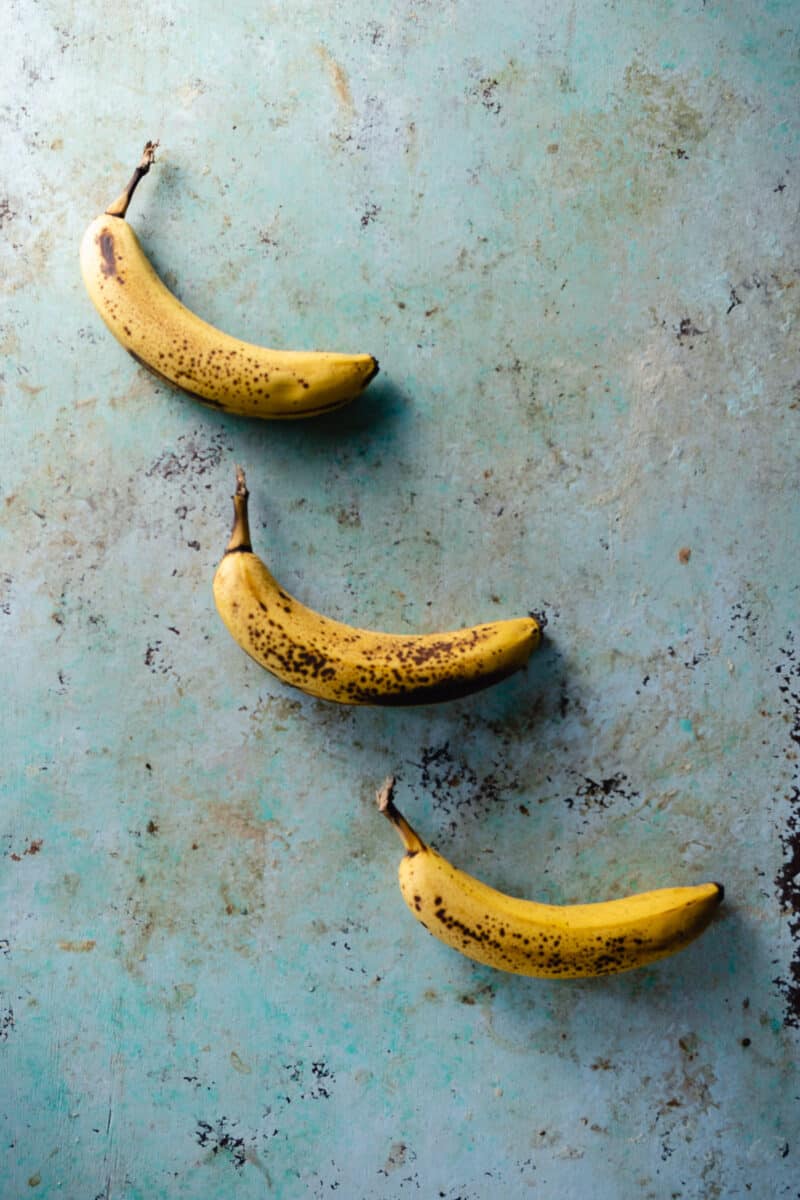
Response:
[377, 779, 724, 977]
[213, 468, 541, 705]
[79, 142, 379, 417]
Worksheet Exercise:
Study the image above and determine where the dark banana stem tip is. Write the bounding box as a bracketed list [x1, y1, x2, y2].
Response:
[105, 140, 159, 219]
[224, 465, 252, 554]
[377, 777, 426, 856]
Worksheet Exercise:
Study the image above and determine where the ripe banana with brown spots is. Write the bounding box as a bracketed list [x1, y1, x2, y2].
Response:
[79, 142, 378, 417]
[377, 778, 724, 977]
[213, 468, 541, 705]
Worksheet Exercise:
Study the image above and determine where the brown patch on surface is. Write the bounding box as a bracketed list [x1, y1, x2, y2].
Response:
[206, 801, 286, 844]
[381, 1142, 409, 1173]
[678, 547, 692, 564]
[10, 839, 43, 861]
[58, 939, 96, 952]
[114, 782, 287, 978]
[544, 57, 724, 228]
[316, 45, 354, 112]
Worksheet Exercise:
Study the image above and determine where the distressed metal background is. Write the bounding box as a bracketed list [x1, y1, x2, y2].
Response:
[2, 1, 799, 1196]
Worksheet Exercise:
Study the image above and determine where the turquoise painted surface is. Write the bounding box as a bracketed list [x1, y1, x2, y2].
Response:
[2, 0, 799, 1195]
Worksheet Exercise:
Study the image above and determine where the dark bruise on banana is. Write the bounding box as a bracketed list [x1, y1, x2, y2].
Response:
[213, 468, 541, 706]
[377, 778, 724, 979]
[80, 141, 379, 418]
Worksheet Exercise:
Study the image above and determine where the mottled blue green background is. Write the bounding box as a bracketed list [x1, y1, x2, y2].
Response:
[2, 1, 799, 1196]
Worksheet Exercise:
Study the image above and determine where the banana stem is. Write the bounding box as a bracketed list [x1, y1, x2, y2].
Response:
[376, 777, 426, 855]
[224, 465, 253, 553]
[106, 141, 159, 219]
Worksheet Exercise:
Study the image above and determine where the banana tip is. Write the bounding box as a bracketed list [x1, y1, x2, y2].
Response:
[364, 357, 380, 388]
[529, 608, 548, 632]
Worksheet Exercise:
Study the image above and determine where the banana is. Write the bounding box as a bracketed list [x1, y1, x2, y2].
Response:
[79, 142, 379, 417]
[213, 468, 541, 705]
[377, 778, 724, 977]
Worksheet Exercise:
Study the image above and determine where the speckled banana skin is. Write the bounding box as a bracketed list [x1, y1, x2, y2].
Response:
[213, 469, 541, 706]
[377, 780, 724, 978]
[79, 142, 378, 418]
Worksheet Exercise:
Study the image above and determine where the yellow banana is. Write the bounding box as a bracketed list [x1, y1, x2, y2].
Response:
[79, 142, 379, 417]
[213, 468, 541, 705]
[377, 778, 724, 977]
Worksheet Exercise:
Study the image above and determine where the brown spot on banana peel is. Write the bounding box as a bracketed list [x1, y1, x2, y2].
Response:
[350, 660, 533, 706]
[99, 232, 117, 277]
[381, 790, 725, 978]
[127, 350, 378, 418]
[424, 896, 724, 977]
[228, 622, 538, 705]
[85, 143, 380, 419]
[215, 469, 540, 704]
[127, 350, 227, 408]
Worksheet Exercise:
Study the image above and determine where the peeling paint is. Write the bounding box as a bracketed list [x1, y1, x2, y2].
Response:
[774, 632, 800, 1027]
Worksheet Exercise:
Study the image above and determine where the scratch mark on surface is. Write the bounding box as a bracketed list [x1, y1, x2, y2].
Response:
[230, 1050, 252, 1074]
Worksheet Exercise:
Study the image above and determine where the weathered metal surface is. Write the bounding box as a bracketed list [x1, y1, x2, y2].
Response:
[2, 0, 798, 1195]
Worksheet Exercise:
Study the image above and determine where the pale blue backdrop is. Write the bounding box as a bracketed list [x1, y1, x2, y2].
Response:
[2, 1, 798, 1196]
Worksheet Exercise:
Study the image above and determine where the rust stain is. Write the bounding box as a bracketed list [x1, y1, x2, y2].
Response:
[382, 1142, 408, 1173]
[316, 45, 354, 113]
[206, 801, 280, 843]
[10, 839, 43, 861]
[678, 547, 692, 563]
[115, 791, 293, 977]
[122, 902, 158, 976]
[58, 939, 96, 952]
[221, 882, 238, 916]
